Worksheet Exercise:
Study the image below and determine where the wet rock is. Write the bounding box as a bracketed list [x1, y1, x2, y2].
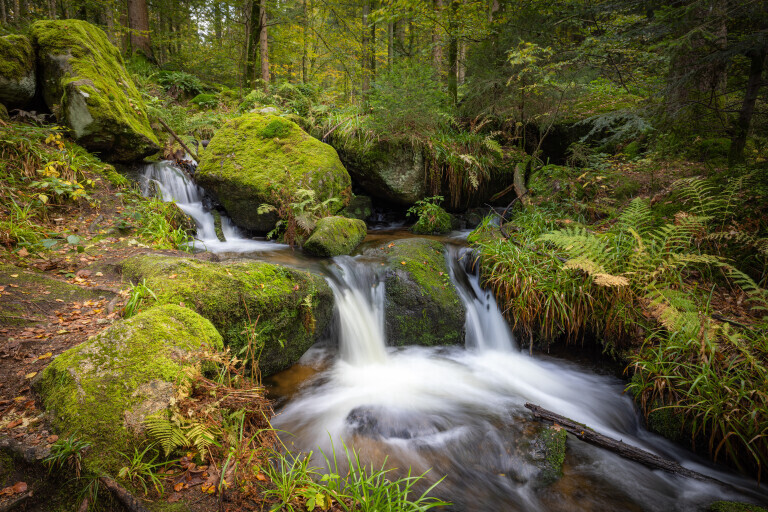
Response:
[528, 425, 567, 488]
[411, 205, 452, 235]
[196, 113, 351, 232]
[363, 238, 465, 346]
[708, 501, 768, 512]
[121, 254, 334, 376]
[0, 34, 36, 109]
[30, 19, 160, 162]
[304, 216, 366, 257]
[339, 195, 373, 221]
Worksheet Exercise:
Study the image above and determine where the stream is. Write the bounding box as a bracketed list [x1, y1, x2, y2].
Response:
[141, 161, 768, 511]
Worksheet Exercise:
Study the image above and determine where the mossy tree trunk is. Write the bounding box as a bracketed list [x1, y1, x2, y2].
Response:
[432, 0, 444, 77]
[361, 0, 370, 97]
[729, 47, 767, 165]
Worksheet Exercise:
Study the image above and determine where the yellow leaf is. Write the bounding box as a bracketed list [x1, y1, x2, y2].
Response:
[25, 372, 37, 379]
[38, 352, 53, 360]
[400, 261, 406, 265]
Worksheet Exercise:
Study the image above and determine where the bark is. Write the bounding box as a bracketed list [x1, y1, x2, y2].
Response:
[447, 0, 459, 104]
[432, 0, 444, 73]
[361, 0, 370, 97]
[729, 47, 767, 165]
[1, 0, 6, 24]
[302, 0, 309, 83]
[370, 0, 376, 79]
[387, 21, 393, 66]
[525, 403, 728, 486]
[127, 0, 153, 60]
[394, 18, 406, 59]
[119, 1, 130, 54]
[213, 0, 222, 46]
[259, 0, 269, 88]
[12, 0, 18, 21]
[99, 477, 151, 512]
[458, 39, 466, 84]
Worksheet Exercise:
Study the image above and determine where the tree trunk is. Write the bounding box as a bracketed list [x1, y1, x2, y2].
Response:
[259, 0, 269, 88]
[213, 0, 222, 46]
[119, 1, 130, 54]
[387, 21, 393, 66]
[394, 18, 405, 59]
[12, 0, 19, 21]
[1, 0, 6, 24]
[432, 0, 444, 74]
[458, 39, 466, 84]
[302, 0, 309, 83]
[729, 47, 767, 165]
[127, 0, 153, 60]
[447, 1, 459, 104]
[370, 0, 376, 79]
[245, 0, 260, 88]
[361, 0, 371, 97]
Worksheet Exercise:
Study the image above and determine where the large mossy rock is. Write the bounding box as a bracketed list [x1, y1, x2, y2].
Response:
[37, 304, 222, 473]
[30, 19, 160, 162]
[339, 195, 373, 221]
[411, 205, 452, 235]
[708, 502, 768, 512]
[197, 113, 352, 232]
[364, 239, 465, 346]
[304, 216, 366, 257]
[121, 254, 334, 376]
[334, 139, 426, 206]
[0, 35, 36, 109]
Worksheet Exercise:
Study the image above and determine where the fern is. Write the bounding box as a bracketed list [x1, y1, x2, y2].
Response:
[144, 413, 218, 457]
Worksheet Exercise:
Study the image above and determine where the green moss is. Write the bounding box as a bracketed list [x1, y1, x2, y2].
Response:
[539, 426, 567, 485]
[30, 19, 160, 162]
[0, 34, 34, 80]
[121, 255, 334, 376]
[37, 304, 222, 474]
[196, 113, 351, 231]
[708, 502, 768, 512]
[190, 93, 217, 108]
[0, 103, 7, 122]
[260, 117, 293, 139]
[304, 216, 367, 257]
[364, 238, 465, 346]
[411, 205, 452, 235]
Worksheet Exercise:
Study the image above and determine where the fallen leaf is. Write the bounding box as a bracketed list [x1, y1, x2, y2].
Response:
[169, 274, 178, 279]
[5, 419, 23, 429]
[174, 482, 184, 492]
[12, 482, 27, 493]
[25, 372, 37, 379]
[400, 261, 406, 265]
[256, 473, 267, 481]
[38, 352, 53, 360]
[10, 274, 18, 278]
[47, 434, 58, 443]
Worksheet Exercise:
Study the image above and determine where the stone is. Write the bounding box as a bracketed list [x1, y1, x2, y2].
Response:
[339, 195, 373, 221]
[196, 113, 352, 232]
[304, 216, 367, 257]
[30, 19, 160, 162]
[0, 34, 36, 109]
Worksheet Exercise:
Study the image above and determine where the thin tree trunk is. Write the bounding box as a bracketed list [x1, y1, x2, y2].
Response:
[458, 39, 466, 84]
[432, 0, 444, 74]
[127, 0, 153, 60]
[361, 0, 370, 97]
[729, 48, 767, 165]
[213, 0, 222, 46]
[394, 18, 405, 59]
[302, 0, 309, 83]
[259, 0, 269, 88]
[447, 0, 459, 104]
[1, 0, 7, 24]
[12, 0, 19, 21]
[370, 0, 376, 81]
[119, 0, 130, 54]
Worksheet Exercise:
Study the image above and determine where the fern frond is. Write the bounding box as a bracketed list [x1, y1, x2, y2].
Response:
[144, 414, 188, 456]
[539, 227, 614, 269]
[644, 287, 701, 336]
[725, 265, 768, 313]
[615, 198, 652, 235]
[482, 136, 503, 157]
[673, 176, 725, 218]
[707, 231, 768, 257]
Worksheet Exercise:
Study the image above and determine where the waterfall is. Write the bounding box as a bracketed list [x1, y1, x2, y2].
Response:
[139, 161, 285, 253]
[272, 245, 766, 511]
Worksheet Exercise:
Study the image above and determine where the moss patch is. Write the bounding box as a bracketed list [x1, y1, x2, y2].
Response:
[30, 19, 160, 162]
[36, 304, 222, 474]
[304, 216, 366, 257]
[120, 254, 334, 376]
[411, 205, 452, 235]
[339, 195, 373, 221]
[197, 113, 351, 232]
[537, 426, 567, 486]
[364, 238, 465, 346]
[0, 34, 36, 108]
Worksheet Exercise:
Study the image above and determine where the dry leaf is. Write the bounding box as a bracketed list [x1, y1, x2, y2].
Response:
[25, 372, 37, 379]
[38, 352, 53, 360]
[174, 482, 184, 492]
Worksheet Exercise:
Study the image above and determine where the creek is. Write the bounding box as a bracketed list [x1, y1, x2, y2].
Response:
[142, 161, 768, 511]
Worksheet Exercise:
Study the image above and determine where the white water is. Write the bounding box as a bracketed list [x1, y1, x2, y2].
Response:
[273, 248, 768, 511]
[139, 161, 286, 254]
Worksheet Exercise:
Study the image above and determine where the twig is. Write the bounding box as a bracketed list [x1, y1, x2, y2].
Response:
[99, 476, 151, 512]
[156, 118, 199, 161]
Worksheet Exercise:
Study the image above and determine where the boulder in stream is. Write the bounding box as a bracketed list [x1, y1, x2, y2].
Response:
[339, 194, 373, 221]
[304, 216, 366, 257]
[364, 238, 465, 346]
[30, 19, 160, 162]
[36, 304, 222, 473]
[0, 34, 36, 109]
[196, 113, 352, 232]
[121, 254, 334, 376]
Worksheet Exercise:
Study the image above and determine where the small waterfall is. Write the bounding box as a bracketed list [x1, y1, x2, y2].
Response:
[139, 161, 285, 253]
[272, 244, 767, 511]
[328, 256, 388, 365]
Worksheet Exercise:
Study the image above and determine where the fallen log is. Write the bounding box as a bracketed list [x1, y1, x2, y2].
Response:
[157, 117, 199, 162]
[524, 403, 725, 486]
[99, 476, 151, 512]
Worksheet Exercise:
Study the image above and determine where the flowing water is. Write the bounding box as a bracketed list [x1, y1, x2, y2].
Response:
[139, 161, 287, 254]
[142, 160, 767, 511]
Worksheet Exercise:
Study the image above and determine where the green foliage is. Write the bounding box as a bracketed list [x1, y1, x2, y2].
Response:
[119, 194, 194, 250]
[123, 278, 157, 318]
[157, 70, 205, 98]
[44, 435, 91, 478]
[190, 93, 218, 109]
[368, 61, 448, 136]
[408, 196, 452, 235]
[262, 443, 449, 512]
[143, 412, 218, 458]
[259, 188, 342, 247]
[117, 443, 170, 496]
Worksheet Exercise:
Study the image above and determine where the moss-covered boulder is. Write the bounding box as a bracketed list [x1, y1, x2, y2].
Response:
[304, 216, 366, 257]
[0, 34, 36, 109]
[411, 205, 452, 235]
[529, 425, 567, 488]
[339, 194, 373, 221]
[37, 304, 222, 473]
[121, 254, 334, 376]
[334, 138, 426, 206]
[196, 113, 352, 232]
[363, 239, 465, 346]
[0, 103, 8, 122]
[30, 19, 160, 162]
